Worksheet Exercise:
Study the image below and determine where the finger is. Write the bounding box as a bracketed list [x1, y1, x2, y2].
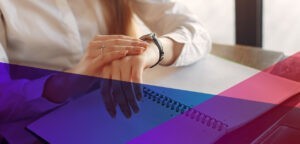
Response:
[88, 41, 147, 57]
[88, 42, 146, 56]
[102, 46, 146, 55]
[85, 43, 100, 58]
[99, 39, 149, 48]
[94, 50, 128, 68]
[111, 61, 132, 118]
[120, 60, 139, 113]
[93, 35, 144, 42]
[131, 64, 144, 101]
[100, 67, 116, 118]
[88, 36, 148, 57]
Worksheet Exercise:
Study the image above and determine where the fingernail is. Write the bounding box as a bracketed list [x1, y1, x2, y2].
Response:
[110, 112, 116, 118]
[145, 42, 150, 45]
[137, 42, 147, 47]
[135, 49, 143, 53]
[137, 92, 142, 101]
[133, 47, 145, 51]
[133, 106, 139, 113]
[125, 111, 131, 118]
[108, 108, 116, 118]
[122, 50, 128, 55]
[140, 47, 147, 51]
[142, 42, 149, 46]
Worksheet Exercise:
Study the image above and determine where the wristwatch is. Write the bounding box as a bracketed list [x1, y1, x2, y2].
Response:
[140, 33, 164, 68]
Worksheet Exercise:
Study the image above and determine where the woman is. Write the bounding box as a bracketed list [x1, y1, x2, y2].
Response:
[0, 36, 146, 144]
[0, 0, 211, 143]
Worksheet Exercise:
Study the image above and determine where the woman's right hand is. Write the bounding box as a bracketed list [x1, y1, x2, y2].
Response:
[44, 35, 148, 103]
[67, 35, 148, 77]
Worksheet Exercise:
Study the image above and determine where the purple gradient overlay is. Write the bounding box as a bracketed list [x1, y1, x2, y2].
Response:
[1, 52, 300, 144]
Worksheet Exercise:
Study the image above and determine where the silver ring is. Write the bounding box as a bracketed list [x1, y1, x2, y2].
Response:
[99, 45, 105, 54]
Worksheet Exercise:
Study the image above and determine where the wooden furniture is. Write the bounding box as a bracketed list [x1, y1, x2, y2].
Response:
[211, 44, 285, 70]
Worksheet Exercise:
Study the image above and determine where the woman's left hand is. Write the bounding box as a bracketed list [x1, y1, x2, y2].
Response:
[99, 43, 159, 118]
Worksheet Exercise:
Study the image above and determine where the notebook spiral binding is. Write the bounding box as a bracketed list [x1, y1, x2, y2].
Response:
[143, 87, 229, 131]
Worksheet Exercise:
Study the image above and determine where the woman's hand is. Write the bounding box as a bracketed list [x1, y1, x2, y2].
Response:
[99, 42, 159, 118]
[44, 35, 148, 103]
[68, 35, 148, 77]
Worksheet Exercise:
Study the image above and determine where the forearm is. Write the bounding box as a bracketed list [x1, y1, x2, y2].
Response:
[0, 75, 58, 122]
[159, 37, 184, 66]
[133, 0, 211, 67]
[43, 72, 97, 103]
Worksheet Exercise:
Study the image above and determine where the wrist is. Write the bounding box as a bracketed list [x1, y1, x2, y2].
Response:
[66, 62, 92, 76]
[143, 42, 160, 68]
[140, 33, 164, 68]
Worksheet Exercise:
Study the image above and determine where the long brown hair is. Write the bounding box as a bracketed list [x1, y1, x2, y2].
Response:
[101, 0, 136, 37]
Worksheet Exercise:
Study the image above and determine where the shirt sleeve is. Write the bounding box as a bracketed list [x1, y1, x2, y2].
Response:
[0, 11, 8, 63]
[0, 71, 59, 123]
[0, 12, 59, 123]
[132, 0, 212, 66]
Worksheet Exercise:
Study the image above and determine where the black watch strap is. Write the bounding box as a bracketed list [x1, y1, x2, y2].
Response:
[140, 33, 164, 68]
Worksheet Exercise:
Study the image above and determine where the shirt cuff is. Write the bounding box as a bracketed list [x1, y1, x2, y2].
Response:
[162, 28, 212, 67]
[163, 31, 196, 67]
[162, 31, 191, 67]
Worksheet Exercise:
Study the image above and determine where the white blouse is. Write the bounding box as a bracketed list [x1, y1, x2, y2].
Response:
[0, 0, 211, 143]
[0, 0, 211, 70]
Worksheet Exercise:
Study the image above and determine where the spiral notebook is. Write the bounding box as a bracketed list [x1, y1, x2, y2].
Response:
[27, 85, 219, 144]
[27, 76, 300, 144]
[26, 54, 300, 143]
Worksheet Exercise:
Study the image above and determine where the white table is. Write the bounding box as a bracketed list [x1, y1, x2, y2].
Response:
[144, 54, 259, 95]
[27, 54, 262, 144]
